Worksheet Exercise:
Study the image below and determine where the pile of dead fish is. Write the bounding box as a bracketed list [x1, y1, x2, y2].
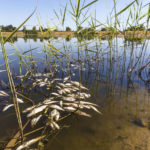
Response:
[2, 75, 101, 150]
[23, 76, 101, 130]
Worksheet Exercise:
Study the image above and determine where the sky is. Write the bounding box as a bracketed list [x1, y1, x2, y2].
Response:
[0, 0, 149, 30]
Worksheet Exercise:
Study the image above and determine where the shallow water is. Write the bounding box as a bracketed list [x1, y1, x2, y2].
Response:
[0, 37, 150, 150]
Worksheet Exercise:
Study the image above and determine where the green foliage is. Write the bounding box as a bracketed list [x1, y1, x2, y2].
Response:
[0, 25, 16, 32]
[125, 24, 146, 31]
[66, 27, 71, 31]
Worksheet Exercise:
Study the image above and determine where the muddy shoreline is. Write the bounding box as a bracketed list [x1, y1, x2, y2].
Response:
[1, 31, 150, 39]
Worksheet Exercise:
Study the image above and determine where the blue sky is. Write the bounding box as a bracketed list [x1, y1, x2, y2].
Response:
[0, 0, 149, 30]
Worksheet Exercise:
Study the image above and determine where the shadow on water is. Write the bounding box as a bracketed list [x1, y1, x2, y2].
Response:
[0, 36, 150, 149]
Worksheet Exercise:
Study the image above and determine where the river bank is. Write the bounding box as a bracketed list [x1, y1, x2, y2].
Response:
[1, 31, 150, 39]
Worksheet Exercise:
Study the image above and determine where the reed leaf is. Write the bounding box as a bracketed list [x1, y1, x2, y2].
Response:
[116, 0, 136, 16]
[69, 0, 75, 14]
[76, 0, 81, 17]
[80, 0, 98, 11]
[62, 3, 67, 26]
[4, 9, 36, 44]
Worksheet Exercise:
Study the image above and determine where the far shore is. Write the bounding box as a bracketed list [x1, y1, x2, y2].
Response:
[1, 31, 150, 39]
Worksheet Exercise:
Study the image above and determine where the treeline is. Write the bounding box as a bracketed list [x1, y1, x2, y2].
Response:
[1, 24, 150, 33]
[0, 25, 16, 32]
[101, 25, 150, 31]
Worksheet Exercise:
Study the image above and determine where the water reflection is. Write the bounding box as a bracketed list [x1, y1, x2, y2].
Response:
[0, 36, 150, 149]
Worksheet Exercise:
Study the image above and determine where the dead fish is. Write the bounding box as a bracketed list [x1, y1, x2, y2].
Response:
[36, 79, 43, 82]
[75, 110, 91, 117]
[63, 107, 76, 112]
[64, 88, 72, 93]
[53, 121, 60, 129]
[90, 105, 102, 114]
[43, 101, 57, 105]
[76, 101, 98, 106]
[56, 86, 61, 90]
[55, 114, 60, 121]
[0, 80, 9, 89]
[65, 83, 72, 87]
[51, 93, 60, 97]
[63, 76, 70, 83]
[27, 105, 47, 117]
[31, 115, 42, 127]
[2, 104, 14, 112]
[0, 70, 6, 73]
[58, 90, 65, 95]
[23, 105, 37, 113]
[0, 90, 9, 97]
[33, 82, 37, 87]
[77, 93, 91, 99]
[63, 97, 76, 102]
[49, 105, 64, 111]
[51, 109, 59, 117]
[16, 135, 45, 150]
[58, 83, 66, 88]
[71, 81, 80, 87]
[39, 82, 46, 87]
[50, 121, 60, 130]
[44, 78, 48, 82]
[71, 81, 88, 90]
[51, 78, 61, 84]
[58, 101, 62, 107]
[63, 103, 78, 107]
[17, 98, 24, 103]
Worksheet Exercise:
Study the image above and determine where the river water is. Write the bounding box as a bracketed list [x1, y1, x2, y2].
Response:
[0, 37, 150, 150]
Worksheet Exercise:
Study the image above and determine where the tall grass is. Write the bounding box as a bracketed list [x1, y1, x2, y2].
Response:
[0, 9, 35, 142]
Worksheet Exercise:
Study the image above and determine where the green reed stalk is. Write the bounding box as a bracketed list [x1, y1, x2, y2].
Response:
[0, 9, 35, 143]
[0, 31, 24, 141]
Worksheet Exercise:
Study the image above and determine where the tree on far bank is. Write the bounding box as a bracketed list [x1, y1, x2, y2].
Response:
[66, 27, 71, 31]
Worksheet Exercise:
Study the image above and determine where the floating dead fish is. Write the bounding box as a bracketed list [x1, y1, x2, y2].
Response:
[60, 101, 63, 107]
[65, 83, 72, 87]
[63, 103, 78, 107]
[0, 90, 9, 97]
[75, 110, 91, 117]
[51, 109, 59, 118]
[51, 93, 60, 97]
[58, 90, 65, 95]
[0, 80, 9, 89]
[64, 88, 72, 93]
[39, 82, 46, 87]
[58, 83, 66, 88]
[76, 101, 98, 106]
[53, 121, 60, 129]
[55, 114, 60, 121]
[49, 105, 64, 111]
[27, 105, 47, 117]
[63, 96, 76, 102]
[63, 76, 70, 83]
[0, 70, 6, 73]
[71, 81, 88, 90]
[16, 135, 45, 150]
[43, 100, 57, 105]
[64, 107, 76, 112]
[50, 121, 60, 130]
[56, 85, 61, 90]
[44, 78, 48, 82]
[23, 105, 37, 113]
[2, 104, 14, 112]
[31, 115, 42, 127]
[17, 98, 24, 103]
[51, 78, 61, 84]
[90, 105, 102, 114]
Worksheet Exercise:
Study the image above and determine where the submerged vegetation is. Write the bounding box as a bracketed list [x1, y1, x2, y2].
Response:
[0, 0, 150, 149]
